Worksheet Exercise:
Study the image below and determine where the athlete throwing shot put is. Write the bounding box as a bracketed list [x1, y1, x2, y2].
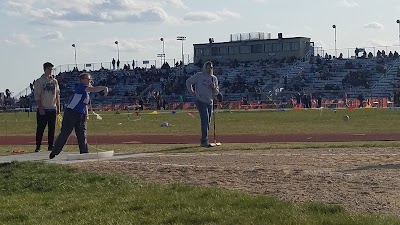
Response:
[186, 61, 222, 147]
[49, 73, 108, 159]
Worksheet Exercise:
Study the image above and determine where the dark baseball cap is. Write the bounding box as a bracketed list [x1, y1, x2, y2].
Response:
[43, 62, 54, 70]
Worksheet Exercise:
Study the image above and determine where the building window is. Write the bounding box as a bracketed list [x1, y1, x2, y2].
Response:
[272, 43, 282, 52]
[228, 46, 240, 54]
[195, 49, 203, 56]
[203, 48, 210, 56]
[251, 44, 263, 53]
[219, 46, 228, 55]
[292, 42, 300, 51]
[240, 45, 251, 54]
[228, 46, 235, 55]
[264, 44, 272, 52]
[234, 46, 240, 54]
[212, 47, 219, 56]
[283, 42, 292, 51]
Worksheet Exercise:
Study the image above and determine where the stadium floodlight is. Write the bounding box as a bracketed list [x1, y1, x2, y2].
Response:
[115, 41, 119, 61]
[397, 20, 400, 46]
[72, 44, 77, 69]
[160, 38, 165, 64]
[157, 53, 165, 68]
[176, 36, 186, 65]
[332, 25, 337, 58]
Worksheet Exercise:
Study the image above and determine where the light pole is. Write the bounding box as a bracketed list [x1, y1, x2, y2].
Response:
[160, 38, 165, 64]
[72, 44, 77, 69]
[397, 19, 400, 46]
[332, 24, 337, 58]
[115, 40, 119, 61]
[176, 36, 186, 65]
[157, 53, 165, 68]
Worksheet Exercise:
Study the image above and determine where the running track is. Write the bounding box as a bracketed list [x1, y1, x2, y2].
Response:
[1, 133, 400, 145]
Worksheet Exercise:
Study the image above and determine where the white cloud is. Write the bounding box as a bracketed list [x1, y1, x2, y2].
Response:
[368, 39, 398, 47]
[265, 24, 278, 30]
[53, 7, 168, 23]
[4, 33, 35, 47]
[184, 9, 240, 22]
[303, 25, 313, 32]
[163, 0, 188, 9]
[184, 11, 220, 22]
[217, 9, 240, 18]
[364, 22, 384, 30]
[90, 38, 154, 54]
[330, 0, 359, 8]
[41, 31, 64, 41]
[341, 0, 359, 7]
[121, 7, 169, 23]
[5, 0, 171, 26]
[32, 19, 75, 28]
[7, 0, 35, 4]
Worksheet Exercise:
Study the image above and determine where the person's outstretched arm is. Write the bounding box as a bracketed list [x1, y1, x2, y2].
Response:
[85, 86, 109, 95]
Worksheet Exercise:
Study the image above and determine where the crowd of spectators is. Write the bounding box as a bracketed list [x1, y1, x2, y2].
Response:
[6, 48, 400, 111]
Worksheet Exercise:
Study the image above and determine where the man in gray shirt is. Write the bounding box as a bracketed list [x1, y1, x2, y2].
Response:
[186, 61, 220, 147]
[34, 62, 60, 152]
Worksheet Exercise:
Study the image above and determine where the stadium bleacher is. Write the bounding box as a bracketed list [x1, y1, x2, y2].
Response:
[6, 48, 400, 111]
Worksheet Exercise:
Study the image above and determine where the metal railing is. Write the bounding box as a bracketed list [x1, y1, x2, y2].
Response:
[53, 55, 194, 75]
[315, 45, 400, 59]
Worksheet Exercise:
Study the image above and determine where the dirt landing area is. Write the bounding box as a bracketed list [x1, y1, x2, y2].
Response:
[72, 147, 400, 216]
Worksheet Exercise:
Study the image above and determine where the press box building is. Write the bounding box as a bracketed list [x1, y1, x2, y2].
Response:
[193, 32, 313, 63]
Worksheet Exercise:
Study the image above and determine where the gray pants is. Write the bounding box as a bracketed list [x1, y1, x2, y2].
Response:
[51, 108, 88, 155]
[195, 100, 213, 144]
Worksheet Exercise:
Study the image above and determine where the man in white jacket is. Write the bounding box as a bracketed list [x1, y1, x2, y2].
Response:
[186, 61, 220, 147]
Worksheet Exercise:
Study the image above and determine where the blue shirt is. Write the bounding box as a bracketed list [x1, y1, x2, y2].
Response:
[66, 84, 89, 113]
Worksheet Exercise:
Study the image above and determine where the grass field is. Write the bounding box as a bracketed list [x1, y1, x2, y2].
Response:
[1, 108, 400, 224]
[1, 107, 400, 136]
[1, 161, 399, 225]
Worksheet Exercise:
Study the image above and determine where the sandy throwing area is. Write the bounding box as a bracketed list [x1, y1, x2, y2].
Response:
[72, 147, 400, 216]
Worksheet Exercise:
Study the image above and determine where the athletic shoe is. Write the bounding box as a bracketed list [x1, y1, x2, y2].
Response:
[200, 142, 213, 147]
[49, 153, 56, 159]
[34, 148, 41, 152]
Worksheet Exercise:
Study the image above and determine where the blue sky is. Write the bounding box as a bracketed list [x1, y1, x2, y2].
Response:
[1, 0, 400, 95]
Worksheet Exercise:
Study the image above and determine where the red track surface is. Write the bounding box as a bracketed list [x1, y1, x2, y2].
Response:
[1, 133, 400, 145]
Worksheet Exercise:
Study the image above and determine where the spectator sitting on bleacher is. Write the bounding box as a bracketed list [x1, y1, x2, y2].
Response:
[161, 62, 170, 70]
[357, 93, 365, 108]
[5, 89, 11, 98]
[361, 51, 367, 59]
[317, 95, 322, 108]
[301, 94, 307, 108]
[377, 50, 383, 59]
